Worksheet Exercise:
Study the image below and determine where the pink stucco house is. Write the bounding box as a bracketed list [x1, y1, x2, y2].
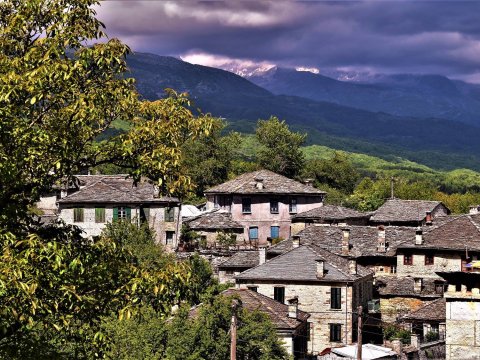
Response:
[204, 170, 326, 246]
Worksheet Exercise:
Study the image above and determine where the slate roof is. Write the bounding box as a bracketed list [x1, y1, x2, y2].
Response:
[398, 214, 480, 251]
[292, 205, 370, 221]
[375, 276, 444, 298]
[190, 288, 310, 331]
[269, 225, 416, 258]
[184, 210, 243, 231]
[401, 298, 446, 322]
[204, 169, 326, 195]
[218, 251, 260, 269]
[58, 175, 179, 204]
[370, 199, 448, 223]
[236, 245, 372, 283]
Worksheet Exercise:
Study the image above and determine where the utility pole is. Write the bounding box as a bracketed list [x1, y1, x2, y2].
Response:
[231, 299, 239, 360]
[357, 305, 363, 360]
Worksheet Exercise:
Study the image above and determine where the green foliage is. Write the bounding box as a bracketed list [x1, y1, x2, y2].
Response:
[256, 117, 306, 178]
[383, 324, 411, 344]
[216, 231, 237, 248]
[165, 295, 289, 360]
[425, 331, 439, 342]
[302, 152, 360, 193]
[182, 118, 241, 198]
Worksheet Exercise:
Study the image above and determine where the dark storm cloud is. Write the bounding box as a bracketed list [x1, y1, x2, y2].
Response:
[96, 1, 480, 81]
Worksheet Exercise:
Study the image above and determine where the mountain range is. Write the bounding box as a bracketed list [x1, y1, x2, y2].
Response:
[125, 52, 480, 171]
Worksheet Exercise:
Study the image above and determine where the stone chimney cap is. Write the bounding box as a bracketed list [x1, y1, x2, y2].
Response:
[287, 296, 299, 305]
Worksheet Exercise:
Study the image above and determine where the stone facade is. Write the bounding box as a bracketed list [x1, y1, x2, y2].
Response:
[236, 279, 373, 354]
[58, 204, 180, 248]
[396, 252, 462, 278]
[206, 194, 323, 245]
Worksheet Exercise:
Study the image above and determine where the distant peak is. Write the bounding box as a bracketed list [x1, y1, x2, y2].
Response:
[295, 67, 320, 74]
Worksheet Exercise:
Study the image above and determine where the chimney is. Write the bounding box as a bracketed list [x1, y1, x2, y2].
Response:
[415, 228, 423, 245]
[342, 228, 350, 255]
[377, 226, 386, 253]
[316, 259, 324, 278]
[414, 278, 423, 293]
[153, 184, 160, 198]
[470, 205, 480, 215]
[266, 237, 273, 247]
[304, 178, 314, 187]
[349, 258, 357, 275]
[254, 177, 264, 190]
[292, 235, 300, 248]
[287, 297, 299, 319]
[425, 211, 432, 225]
[259, 247, 266, 265]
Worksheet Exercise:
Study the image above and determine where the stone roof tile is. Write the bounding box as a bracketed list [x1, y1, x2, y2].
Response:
[401, 298, 446, 322]
[370, 199, 448, 223]
[205, 169, 326, 195]
[184, 210, 243, 231]
[292, 205, 370, 221]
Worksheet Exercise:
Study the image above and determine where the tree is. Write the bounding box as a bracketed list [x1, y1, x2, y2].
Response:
[256, 117, 306, 178]
[182, 118, 241, 201]
[303, 152, 360, 194]
[165, 295, 289, 360]
[0, 0, 212, 356]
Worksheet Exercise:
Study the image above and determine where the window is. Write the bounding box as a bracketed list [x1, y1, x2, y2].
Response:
[165, 207, 175, 222]
[425, 254, 434, 265]
[249, 227, 258, 240]
[289, 198, 297, 213]
[274, 287, 285, 303]
[113, 206, 131, 221]
[247, 286, 258, 292]
[225, 269, 234, 275]
[404, 254, 413, 265]
[95, 207, 105, 223]
[165, 231, 175, 245]
[140, 206, 150, 223]
[271, 226, 280, 239]
[390, 265, 397, 274]
[435, 283, 444, 295]
[73, 207, 84, 222]
[270, 199, 279, 214]
[331, 287, 342, 309]
[330, 324, 342, 342]
[242, 198, 251, 214]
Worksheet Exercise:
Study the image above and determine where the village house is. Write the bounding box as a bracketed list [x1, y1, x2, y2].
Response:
[217, 250, 260, 284]
[268, 225, 416, 277]
[400, 298, 446, 343]
[204, 169, 326, 246]
[235, 244, 374, 355]
[221, 288, 310, 358]
[291, 205, 371, 235]
[56, 175, 181, 249]
[370, 199, 450, 227]
[182, 209, 245, 248]
[436, 271, 480, 360]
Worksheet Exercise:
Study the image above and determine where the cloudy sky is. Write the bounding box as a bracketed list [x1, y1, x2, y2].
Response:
[96, 1, 480, 82]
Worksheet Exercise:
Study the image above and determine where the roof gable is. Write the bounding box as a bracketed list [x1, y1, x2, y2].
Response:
[205, 169, 326, 195]
[236, 245, 372, 282]
[370, 199, 448, 223]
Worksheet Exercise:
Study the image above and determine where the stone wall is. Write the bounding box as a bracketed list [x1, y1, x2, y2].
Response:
[58, 205, 180, 249]
[237, 277, 372, 354]
[380, 297, 430, 323]
[446, 298, 480, 360]
[397, 252, 461, 278]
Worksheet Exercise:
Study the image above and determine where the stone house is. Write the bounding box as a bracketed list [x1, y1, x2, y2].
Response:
[56, 175, 181, 249]
[370, 199, 450, 227]
[291, 205, 371, 235]
[204, 170, 326, 246]
[268, 225, 416, 277]
[437, 271, 480, 360]
[375, 276, 445, 324]
[400, 298, 446, 342]
[217, 250, 261, 284]
[182, 209, 245, 248]
[235, 245, 374, 355]
[221, 288, 310, 358]
[395, 214, 480, 279]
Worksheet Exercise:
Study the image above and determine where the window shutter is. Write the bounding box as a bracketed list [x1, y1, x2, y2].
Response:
[126, 207, 131, 220]
[113, 207, 118, 221]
